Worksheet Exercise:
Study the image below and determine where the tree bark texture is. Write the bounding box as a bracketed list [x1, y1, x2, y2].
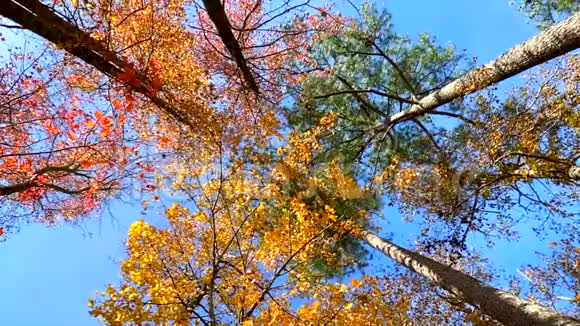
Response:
[387, 13, 580, 126]
[359, 229, 580, 326]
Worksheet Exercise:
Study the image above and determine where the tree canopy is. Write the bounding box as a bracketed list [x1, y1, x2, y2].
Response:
[0, 0, 578, 325]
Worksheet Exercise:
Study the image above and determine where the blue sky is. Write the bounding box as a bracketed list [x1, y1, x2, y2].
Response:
[0, 1, 553, 325]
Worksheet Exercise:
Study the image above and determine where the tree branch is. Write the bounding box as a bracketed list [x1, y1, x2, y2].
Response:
[202, 0, 259, 93]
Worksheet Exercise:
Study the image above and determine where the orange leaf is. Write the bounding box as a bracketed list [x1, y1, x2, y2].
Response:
[159, 136, 171, 146]
[100, 116, 113, 127]
[149, 58, 160, 69]
[111, 99, 123, 110]
[81, 161, 93, 169]
[43, 120, 60, 135]
[101, 127, 111, 137]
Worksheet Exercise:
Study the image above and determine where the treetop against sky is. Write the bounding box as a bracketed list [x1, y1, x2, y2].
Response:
[0, 0, 578, 325]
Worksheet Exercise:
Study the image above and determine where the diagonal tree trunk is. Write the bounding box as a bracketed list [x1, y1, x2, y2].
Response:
[0, 0, 196, 129]
[385, 13, 580, 127]
[358, 229, 580, 326]
[202, 0, 259, 93]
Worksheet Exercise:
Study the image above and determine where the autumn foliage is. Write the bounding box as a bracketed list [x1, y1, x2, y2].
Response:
[0, 41, 133, 231]
[0, 0, 579, 325]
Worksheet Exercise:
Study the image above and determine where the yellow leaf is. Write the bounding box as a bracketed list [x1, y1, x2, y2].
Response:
[311, 300, 320, 312]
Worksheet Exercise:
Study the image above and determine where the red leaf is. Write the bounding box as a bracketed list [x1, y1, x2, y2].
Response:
[149, 58, 160, 69]
[159, 136, 171, 146]
[81, 161, 93, 169]
[100, 116, 113, 127]
[111, 99, 123, 110]
[151, 76, 162, 91]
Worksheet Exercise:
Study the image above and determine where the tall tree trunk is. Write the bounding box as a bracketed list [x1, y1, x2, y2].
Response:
[357, 229, 580, 326]
[0, 0, 196, 129]
[387, 13, 580, 126]
[202, 0, 259, 93]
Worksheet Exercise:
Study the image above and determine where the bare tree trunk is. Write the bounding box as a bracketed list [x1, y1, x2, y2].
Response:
[202, 0, 259, 93]
[358, 229, 580, 326]
[387, 13, 580, 126]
